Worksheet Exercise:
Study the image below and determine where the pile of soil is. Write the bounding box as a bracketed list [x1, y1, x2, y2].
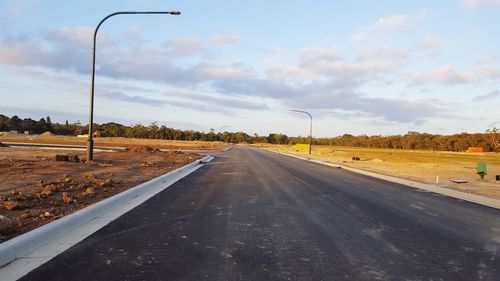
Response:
[40, 131, 55, 136]
[129, 145, 159, 153]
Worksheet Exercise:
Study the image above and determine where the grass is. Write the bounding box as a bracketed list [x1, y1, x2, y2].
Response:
[255, 143, 500, 199]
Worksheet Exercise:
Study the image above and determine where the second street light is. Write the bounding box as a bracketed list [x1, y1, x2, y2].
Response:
[290, 109, 313, 155]
[86, 10, 181, 161]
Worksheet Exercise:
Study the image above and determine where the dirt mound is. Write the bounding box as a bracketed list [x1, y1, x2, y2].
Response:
[41, 131, 55, 136]
[129, 145, 159, 153]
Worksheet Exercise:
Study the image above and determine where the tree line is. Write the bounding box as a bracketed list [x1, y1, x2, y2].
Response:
[1, 114, 499, 152]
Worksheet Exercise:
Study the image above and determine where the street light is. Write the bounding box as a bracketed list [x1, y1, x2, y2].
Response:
[86, 10, 181, 161]
[290, 109, 313, 155]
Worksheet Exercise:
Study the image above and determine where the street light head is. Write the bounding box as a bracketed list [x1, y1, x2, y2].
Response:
[169, 10, 181, 15]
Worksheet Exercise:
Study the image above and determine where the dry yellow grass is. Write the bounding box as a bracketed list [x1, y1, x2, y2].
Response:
[255, 144, 500, 200]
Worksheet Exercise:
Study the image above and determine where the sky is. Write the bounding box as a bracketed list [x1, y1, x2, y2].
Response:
[0, 0, 499, 137]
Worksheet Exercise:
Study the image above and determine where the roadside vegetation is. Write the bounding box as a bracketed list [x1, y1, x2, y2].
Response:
[1, 115, 500, 153]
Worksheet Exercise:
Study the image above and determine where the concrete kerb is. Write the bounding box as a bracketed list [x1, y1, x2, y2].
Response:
[272, 151, 500, 210]
[0, 155, 215, 268]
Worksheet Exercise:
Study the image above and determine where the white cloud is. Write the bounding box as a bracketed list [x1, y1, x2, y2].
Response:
[472, 90, 499, 101]
[165, 38, 205, 57]
[375, 15, 409, 31]
[419, 36, 442, 56]
[210, 33, 241, 45]
[410, 65, 471, 85]
[0, 0, 38, 16]
[351, 32, 369, 42]
[464, 0, 500, 7]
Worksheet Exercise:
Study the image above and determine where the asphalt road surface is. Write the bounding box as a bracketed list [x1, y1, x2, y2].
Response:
[20, 147, 500, 281]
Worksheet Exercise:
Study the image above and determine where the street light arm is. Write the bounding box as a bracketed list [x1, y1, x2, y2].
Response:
[290, 109, 312, 121]
[93, 11, 181, 39]
[86, 10, 180, 161]
[290, 109, 313, 155]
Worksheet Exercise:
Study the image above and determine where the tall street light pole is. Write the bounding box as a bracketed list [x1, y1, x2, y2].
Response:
[290, 109, 313, 155]
[86, 10, 181, 161]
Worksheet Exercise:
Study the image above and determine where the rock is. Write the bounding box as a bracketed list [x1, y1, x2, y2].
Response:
[62, 192, 73, 204]
[99, 179, 113, 188]
[44, 211, 51, 217]
[140, 162, 155, 167]
[20, 213, 30, 219]
[69, 155, 80, 162]
[40, 184, 57, 196]
[35, 180, 44, 187]
[84, 187, 95, 196]
[4, 201, 23, 211]
[60, 177, 71, 183]
[55, 154, 70, 161]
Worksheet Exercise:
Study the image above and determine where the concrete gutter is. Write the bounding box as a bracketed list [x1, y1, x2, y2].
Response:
[0, 155, 214, 279]
[274, 151, 500, 210]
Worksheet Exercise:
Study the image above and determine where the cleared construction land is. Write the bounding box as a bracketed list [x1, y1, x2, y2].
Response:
[0, 138, 221, 242]
[256, 144, 500, 200]
[0, 135, 226, 151]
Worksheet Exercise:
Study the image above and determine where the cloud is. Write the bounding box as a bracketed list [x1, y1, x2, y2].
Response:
[213, 76, 443, 123]
[0, 27, 106, 73]
[419, 36, 442, 56]
[165, 38, 205, 57]
[168, 91, 269, 111]
[375, 15, 409, 31]
[0, 0, 38, 16]
[210, 33, 241, 45]
[410, 65, 471, 85]
[472, 90, 499, 101]
[101, 91, 167, 106]
[470, 54, 500, 80]
[293, 46, 409, 79]
[0, 24, 451, 124]
[463, 0, 500, 7]
[351, 32, 369, 42]
[43, 26, 110, 49]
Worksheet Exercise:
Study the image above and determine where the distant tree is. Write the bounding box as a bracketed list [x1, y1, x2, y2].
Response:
[10, 115, 21, 132]
[485, 128, 500, 152]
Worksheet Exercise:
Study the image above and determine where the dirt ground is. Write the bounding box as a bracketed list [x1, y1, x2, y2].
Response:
[256, 144, 500, 200]
[0, 146, 202, 243]
[0, 135, 227, 151]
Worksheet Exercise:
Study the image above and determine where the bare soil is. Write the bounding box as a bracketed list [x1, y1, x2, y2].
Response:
[0, 136, 226, 151]
[0, 146, 202, 242]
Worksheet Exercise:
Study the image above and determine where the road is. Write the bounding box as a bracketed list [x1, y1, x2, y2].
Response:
[20, 147, 500, 280]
